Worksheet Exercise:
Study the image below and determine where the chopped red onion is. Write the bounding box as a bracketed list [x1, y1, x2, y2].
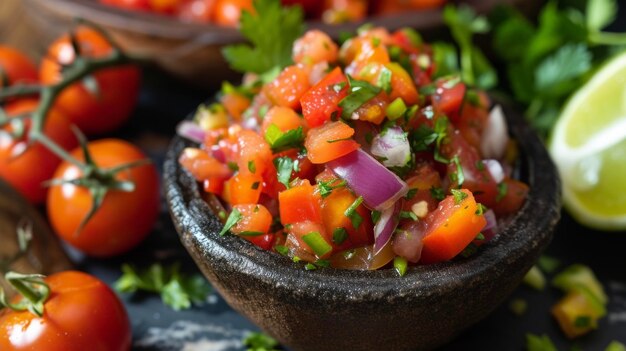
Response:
[242, 115, 260, 131]
[328, 149, 408, 211]
[480, 105, 508, 160]
[209, 145, 226, 163]
[482, 159, 505, 183]
[370, 126, 411, 167]
[309, 62, 329, 86]
[176, 121, 206, 144]
[392, 220, 427, 263]
[481, 209, 497, 242]
[373, 202, 401, 255]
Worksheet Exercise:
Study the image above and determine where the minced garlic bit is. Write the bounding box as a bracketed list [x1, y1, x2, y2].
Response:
[411, 201, 429, 218]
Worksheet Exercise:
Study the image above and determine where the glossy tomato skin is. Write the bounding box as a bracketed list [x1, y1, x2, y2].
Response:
[0, 271, 131, 351]
[39, 28, 141, 135]
[47, 139, 159, 257]
[0, 99, 77, 204]
[0, 46, 38, 87]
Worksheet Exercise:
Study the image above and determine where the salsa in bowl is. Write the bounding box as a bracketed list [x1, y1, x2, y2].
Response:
[165, 25, 560, 350]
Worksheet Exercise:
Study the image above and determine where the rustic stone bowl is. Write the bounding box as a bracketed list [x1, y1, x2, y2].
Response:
[164, 103, 561, 351]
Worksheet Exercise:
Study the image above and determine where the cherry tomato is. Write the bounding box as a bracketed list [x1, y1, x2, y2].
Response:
[47, 139, 159, 257]
[100, 0, 151, 11]
[292, 30, 339, 65]
[0, 271, 131, 351]
[264, 64, 311, 111]
[0, 99, 77, 204]
[39, 28, 141, 135]
[0, 46, 37, 87]
[179, 0, 216, 23]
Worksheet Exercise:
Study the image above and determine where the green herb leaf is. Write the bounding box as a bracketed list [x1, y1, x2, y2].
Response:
[496, 181, 508, 202]
[410, 125, 438, 152]
[115, 263, 211, 311]
[275, 245, 289, 255]
[220, 208, 243, 236]
[317, 179, 346, 198]
[538, 255, 561, 274]
[526, 333, 557, 351]
[534, 43, 592, 97]
[399, 210, 418, 221]
[449, 155, 465, 187]
[344, 196, 364, 228]
[339, 76, 381, 119]
[222, 0, 304, 74]
[248, 160, 256, 173]
[332, 227, 348, 244]
[274, 156, 294, 189]
[432, 42, 459, 78]
[371, 210, 381, 223]
[430, 186, 446, 201]
[265, 125, 305, 153]
[405, 188, 418, 200]
[450, 189, 468, 205]
[243, 331, 280, 351]
[377, 65, 392, 94]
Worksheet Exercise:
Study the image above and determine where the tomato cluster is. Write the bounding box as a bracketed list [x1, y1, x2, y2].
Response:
[180, 27, 529, 269]
[100, 0, 446, 27]
[0, 28, 159, 256]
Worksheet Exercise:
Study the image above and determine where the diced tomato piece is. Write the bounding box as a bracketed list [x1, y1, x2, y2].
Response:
[386, 62, 419, 106]
[223, 172, 264, 205]
[231, 204, 273, 234]
[178, 148, 232, 181]
[344, 37, 391, 76]
[278, 179, 323, 224]
[441, 131, 499, 208]
[320, 186, 373, 250]
[203, 177, 226, 194]
[431, 78, 466, 119]
[292, 29, 339, 65]
[352, 92, 389, 125]
[322, 0, 367, 24]
[263, 64, 311, 110]
[493, 178, 529, 216]
[305, 121, 360, 164]
[261, 106, 306, 135]
[300, 67, 349, 128]
[457, 101, 489, 152]
[420, 189, 487, 264]
[230, 204, 274, 249]
[237, 130, 272, 176]
[220, 91, 250, 121]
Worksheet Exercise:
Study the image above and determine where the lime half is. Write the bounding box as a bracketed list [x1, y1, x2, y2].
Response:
[549, 51, 626, 230]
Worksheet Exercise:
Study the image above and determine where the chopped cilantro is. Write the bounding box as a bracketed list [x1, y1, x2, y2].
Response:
[248, 160, 256, 173]
[405, 188, 418, 200]
[460, 243, 478, 258]
[399, 210, 418, 221]
[371, 210, 381, 223]
[496, 181, 508, 202]
[344, 196, 364, 228]
[219, 208, 242, 236]
[243, 331, 280, 351]
[274, 245, 289, 255]
[115, 263, 211, 311]
[264, 124, 304, 152]
[317, 179, 346, 198]
[274, 156, 294, 189]
[509, 298, 527, 316]
[430, 186, 446, 201]
[304, 263, 317, 270]
[526, 333, 557, 351]
[332, 227, 348, 244]
[449, 155, 465, 187]
[251, 181, 260, 190]
[537, 255, 561, 274]
[475, 203, 487, 215]
[410, 125, 437, 152]
[338, 76, 382, 119]
[377, 65, 392, 94]
[227, 161, 239, 172]
[222, 0, 304, 74]
[433, 117, 450, 163]
[451, 189, 468, 204]
[475, 232, 485, 241]
[238, 231, 265, 236]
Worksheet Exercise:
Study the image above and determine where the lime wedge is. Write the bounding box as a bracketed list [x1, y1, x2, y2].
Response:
[549, 51, 626, 230]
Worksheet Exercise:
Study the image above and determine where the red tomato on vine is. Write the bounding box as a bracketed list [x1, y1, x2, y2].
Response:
[39, 28, 141, 135]
[0, 99, 77, 204]
[47, 139, 160, 257]
[0, 271, 131, 351]
[0, 46, 37, 87]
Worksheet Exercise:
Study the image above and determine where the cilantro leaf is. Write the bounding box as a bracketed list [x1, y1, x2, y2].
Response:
[220, 208, 243, 236]
[243, 332, 280, 351]
[274, 156, 294, 189]
[443, 4, 497, 89]
[265, 125, 304, 152]
[115, 263, 211, 311]
[526, 333, 557, 351]
[339, 76, 381, 119]
[534, 43, 592, 96]
[222, 0, 304, 74]
[431, 42, 459, 78]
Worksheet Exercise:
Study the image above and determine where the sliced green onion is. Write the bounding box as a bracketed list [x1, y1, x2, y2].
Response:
[394, 256, 408, 277]
[386, 97, 407, 120]
[302, 232, 332, 257]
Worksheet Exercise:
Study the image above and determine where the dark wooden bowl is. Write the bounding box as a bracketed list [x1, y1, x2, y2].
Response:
[164, 102, 561, 351]
[22, 0, 533, 88]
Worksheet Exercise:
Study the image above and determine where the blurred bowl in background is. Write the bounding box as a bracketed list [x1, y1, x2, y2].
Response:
[23, 0, 533, 88]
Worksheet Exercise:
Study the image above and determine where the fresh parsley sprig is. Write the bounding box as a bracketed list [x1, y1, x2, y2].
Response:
[114, 263, 212, 311]
[222, 0, 304, 75]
